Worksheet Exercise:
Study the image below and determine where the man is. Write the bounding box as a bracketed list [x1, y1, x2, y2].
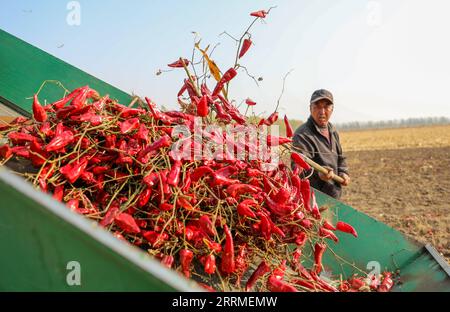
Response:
[292, 89, 350, 199]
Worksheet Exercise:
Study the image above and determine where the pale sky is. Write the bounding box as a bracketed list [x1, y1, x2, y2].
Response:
[1, 0, 449, 122]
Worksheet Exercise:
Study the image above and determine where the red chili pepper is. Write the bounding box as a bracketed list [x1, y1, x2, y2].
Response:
[284, 115, 294, 138]
[179, 249, 194, 278]
[0, 123, 11, 131]
[159, 170, 171, 195]
[168, 58, 190, 68]
[250, 10, 268, 18]
[159, 202, 172, 212]
[293, 279, 317, 291]
[292, 248, 302, 266]
[269, 222, 286, 238]
[213, 103, 232, 122]
[336, 221, 358, 238]
[7, 132, 36, 145]
[237, 200, 257, 219]
[45, 130, 74, 152]
[267, 275, 298, 292]
[245, 98, 256, 106]
[215, 165, 237, 177]
[295, 232, 307, 246]
[32, 94, 47, 122]
[300, 179, 312, 212]
[265, 112, 279, 126]
[246, 168, 262, 177]
[114, 213, 141, 234]
[196, 95, 209, 117]
[92, 166, 109, 175]
[71, 86, 90, 108]
[50, 87, 84, 109]
[259, 213, 272, 240]
[59, 158, 88, 184]
[184, 226, 196, 241]
[314, 242, 327, 274]
[310, 191, 321, 220]
[138, 187, 152, 207]
[263, 194, 293, 217]
[177, 197, 196, 211]
[228, 109, 246, 124]
[52, 185, 64, 202]
[181, 171, 192, 193]
[212, 68, 238, 96]
[323, 220, 336, 231]
[66, 199, 80, 212]
[258, 118, 267, 127]
[235, 244, 248, 284]
[198, 215, 217, 237]
[203, 254, 216, 275]
[267, 135, 292, 147]
[378, 272, 394, 292]
[143, 172, 159, 187]
[239, 39, 253, 59]
[115, 105, 146, 118]
[272, 187, 290, 203]
[294, 211, 305, 221]
[119, 118, 140, 134]
[135, 124, 149, 143]
[143, 231, 169, 248]
[99, 202, 120, 227]
[220, 224, 235, 274]
[161, 255, 174, 269]
[201, 239, 220, 254]
[245, 260, 271, 291]
[211, 173, 240, 187]
[291, 153, 311, 170]
[135, 219, 147, 229]
[319, 227, 339, 243]
[300, 219, 313, 229]
[167, 160, 182, 186]
[348, 276, 366, 290]
[226, 184, 261, 198]
[30, 140, 48, 167]
[138, 135, 172, 160]
[0, 144, 12, 159]
[271, 260, 287, 281]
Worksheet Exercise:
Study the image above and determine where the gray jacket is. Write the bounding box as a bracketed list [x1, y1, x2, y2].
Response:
[292, 116, 349, 199]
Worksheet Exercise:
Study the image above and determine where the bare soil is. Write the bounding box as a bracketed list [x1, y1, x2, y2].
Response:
[341, 147, 450, 262]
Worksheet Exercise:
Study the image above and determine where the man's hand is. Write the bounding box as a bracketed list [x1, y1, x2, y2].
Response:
[339, 173, 351, 187]
[318, 166, 334, 182]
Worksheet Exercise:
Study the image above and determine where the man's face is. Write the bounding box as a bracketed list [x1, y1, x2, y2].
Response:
[310, 100, 333, 127]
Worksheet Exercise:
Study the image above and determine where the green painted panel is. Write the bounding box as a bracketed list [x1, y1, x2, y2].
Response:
[0, 29, 132, 115]
[315, 191, 450, 292]
[0, 169, 198, 291]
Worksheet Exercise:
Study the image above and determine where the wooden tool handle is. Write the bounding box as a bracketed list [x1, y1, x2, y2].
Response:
[303, 157, 345, 184]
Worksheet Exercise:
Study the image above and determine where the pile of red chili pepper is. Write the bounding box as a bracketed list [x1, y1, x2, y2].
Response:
[0, 9, 395, 292]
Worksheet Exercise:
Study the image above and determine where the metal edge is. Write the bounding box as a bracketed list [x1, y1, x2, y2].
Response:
[0, 168, 203, 292]
[424, 244, 450, 277]
[0, 96, 31, 118]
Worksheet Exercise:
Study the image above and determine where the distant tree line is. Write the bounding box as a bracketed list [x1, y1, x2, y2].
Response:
[335, 116, 450, 131]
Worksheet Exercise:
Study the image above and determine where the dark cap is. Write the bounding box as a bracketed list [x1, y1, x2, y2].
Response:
[310, 89, 334, 105]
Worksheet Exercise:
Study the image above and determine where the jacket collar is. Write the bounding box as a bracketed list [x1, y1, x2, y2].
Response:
[307, 116, 335, 134]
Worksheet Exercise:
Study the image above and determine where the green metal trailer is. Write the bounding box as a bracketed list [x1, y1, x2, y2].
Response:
[1, 29, 449, 292]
